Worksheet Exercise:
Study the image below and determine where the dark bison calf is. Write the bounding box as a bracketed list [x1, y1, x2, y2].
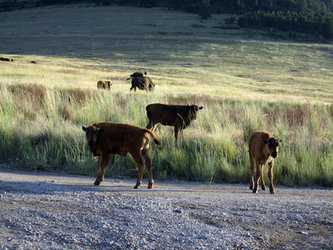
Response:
[249, 131, 282, 194]
[146, 103, 203, 141]
[82, 122, 162, 189]
[127, 76, 155, 92]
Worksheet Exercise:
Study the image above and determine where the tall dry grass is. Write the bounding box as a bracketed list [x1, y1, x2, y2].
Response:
[0, 82, 332, 187]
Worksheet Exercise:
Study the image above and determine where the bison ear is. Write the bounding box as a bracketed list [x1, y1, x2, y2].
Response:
[199, 106, 203, 110]
[97, 128, 104, 134]
[262, 138, 268, 144]
[82, 126, 87, 132]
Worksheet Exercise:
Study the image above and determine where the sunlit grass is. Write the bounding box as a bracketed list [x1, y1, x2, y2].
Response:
[0, 81, 332, 187]
[0, 5, 332, 187]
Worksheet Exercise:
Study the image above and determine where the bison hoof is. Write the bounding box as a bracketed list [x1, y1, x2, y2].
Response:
[253, 189, 258, 193]
[94, 181, 100, 186]
[148, 184, 153, 189]
[270, 190, 275, 194]
[262, 187, 266, 191]
[133, 185, 139, 189]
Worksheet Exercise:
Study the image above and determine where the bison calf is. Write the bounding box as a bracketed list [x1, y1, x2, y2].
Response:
[127, 76, 155, 92]
[249, 132, 282, 194]
[97, 80, 112, 90]
[146, 103, 203, 141]
[82, 122, 162, 189]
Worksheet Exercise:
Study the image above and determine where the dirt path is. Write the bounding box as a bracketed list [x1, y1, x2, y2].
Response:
[0, 165, 332, 249]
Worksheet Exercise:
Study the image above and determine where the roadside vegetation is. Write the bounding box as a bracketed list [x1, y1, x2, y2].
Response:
[0, 5, 332, 187]
[0, 59, 332, 187]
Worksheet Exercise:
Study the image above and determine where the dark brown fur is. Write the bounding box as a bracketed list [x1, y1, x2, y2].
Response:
[127, 76, 155, 92]
[248, 131, 282, 194]
[146, 103, 203, 141]
[97, 80, 112, 90]
[82, 122, 162, 189]
[130, 71, 147, 78]
[0, 57, 13, 62]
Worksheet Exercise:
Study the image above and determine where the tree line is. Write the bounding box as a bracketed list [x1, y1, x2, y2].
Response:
[1, 0, 333, 39]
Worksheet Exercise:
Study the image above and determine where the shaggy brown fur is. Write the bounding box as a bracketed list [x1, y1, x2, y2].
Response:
[248, 132, 282, 194]
[127, 76, 154, 92]
[97, 80, 112, 90]
[146, 103, 203, 141]
[130, 71, 147, 77]
[82, 122, 162, 189]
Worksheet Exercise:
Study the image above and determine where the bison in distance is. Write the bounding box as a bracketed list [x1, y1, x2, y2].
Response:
[127, 72, 154, 92]
[97, 80, 112, 90]
[248, 131, 283, 194]
[82, 122, 162, 189]
[146, 103, 203, 141]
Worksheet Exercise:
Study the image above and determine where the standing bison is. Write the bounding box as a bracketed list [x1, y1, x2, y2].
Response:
[127, 72, 154, 92]
[82, 122, 162, 189]
[248, 132, 283, 194]
[146, 103, 203, 141]
[127, 76, 155, 92]
[97, 80, 112, 90]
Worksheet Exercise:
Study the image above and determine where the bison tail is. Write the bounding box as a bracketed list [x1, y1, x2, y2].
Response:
[144, 129, 162, 147]
[153, 138, 162, 146]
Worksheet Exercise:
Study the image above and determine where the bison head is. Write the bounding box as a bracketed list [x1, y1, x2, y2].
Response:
[82, 126, 104, 151]
[262, 137, 283, 158]
[188, 105, 203, 121]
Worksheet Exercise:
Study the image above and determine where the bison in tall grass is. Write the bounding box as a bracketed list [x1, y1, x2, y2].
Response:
[82, 122, 162, 189]
[146, 103, 203, 142]
[249, 132, 283, 194]
[127, 72, 154, 92]
[97, 80, 112, 90]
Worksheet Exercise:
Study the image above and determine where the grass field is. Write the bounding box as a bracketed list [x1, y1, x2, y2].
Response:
[0, 4, 333, 187]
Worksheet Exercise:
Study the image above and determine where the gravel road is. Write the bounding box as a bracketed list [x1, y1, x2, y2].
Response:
[0, 164, 332, 249]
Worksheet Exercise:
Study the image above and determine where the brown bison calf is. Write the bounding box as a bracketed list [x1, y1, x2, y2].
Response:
[249, 132, 282, 194]
[146, 103, 203, 141]
[82, 122, 162, 189]
[97, 80, 112, 90]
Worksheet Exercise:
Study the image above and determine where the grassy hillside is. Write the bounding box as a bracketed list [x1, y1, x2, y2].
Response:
[0, 5, 333, 187]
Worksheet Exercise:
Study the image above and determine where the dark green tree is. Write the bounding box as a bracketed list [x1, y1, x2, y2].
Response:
[198, 0, 212, 19]
[323, 16, 333, 39]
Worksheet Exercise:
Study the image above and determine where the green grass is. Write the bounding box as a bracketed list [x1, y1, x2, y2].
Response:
[0, 5, 332, 187]
[0, 82, 332, 187]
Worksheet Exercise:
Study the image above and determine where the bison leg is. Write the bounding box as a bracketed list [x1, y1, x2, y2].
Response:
[130, 83, 136, 91]
[94, 155, 109, 186]
[253, 160, 261, 193]
[174, 127, 180, 141]
[268, 161, 275, 194]
[260, 164, 266, 191]
[249, 154, 255, 190]
[146, 120, 157, 131]
[131, 151, 145, 189]
[142, 149, 153, 189]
